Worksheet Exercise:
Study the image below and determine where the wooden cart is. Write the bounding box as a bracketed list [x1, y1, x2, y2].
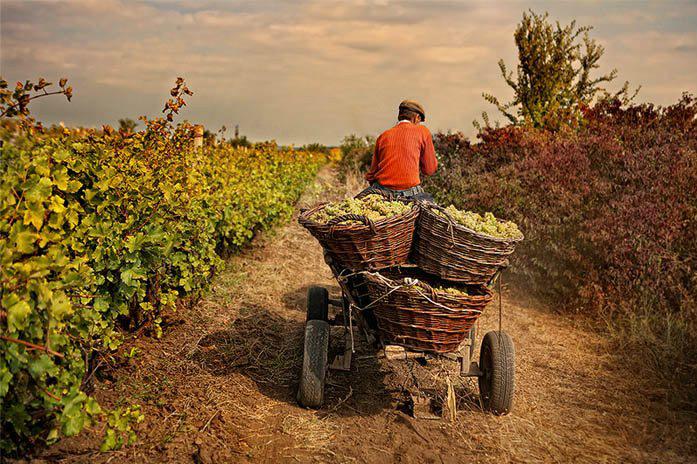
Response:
[296, 254, 515, 417]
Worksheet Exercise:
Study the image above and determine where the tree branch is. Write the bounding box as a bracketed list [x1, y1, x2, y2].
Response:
[0, 335, 65, 358]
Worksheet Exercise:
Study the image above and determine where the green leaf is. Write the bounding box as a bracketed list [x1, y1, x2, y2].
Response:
[67, 179, 83, 193]
[46, 427, 60, 443]
[100, 428, 118, 451]
[52, 167, 70, 191]
[95, 177, 111, 192]
[94, 297, 110, 313]
[8, 300, 31, 332]
[15, 230, 38, 253]
[85, 397, 102, 415]
[66, 207, 80, 227]
[50, 196, 66, 214]
[28, 355, 54, 379]
[50, 293, 73, 320]
[25, 176, 53, 202]
[23, 201, 45, 230]
[126, 234, 145, 252]
[120, 267, 145, 286]
[62, 412, 85, 437]
[0, 367, 13, 397]
[2, 293, 20, 310]
[60, 391, 87, 436]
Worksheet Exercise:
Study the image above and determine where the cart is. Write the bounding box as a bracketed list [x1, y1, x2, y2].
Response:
[297, 253, 515, 417]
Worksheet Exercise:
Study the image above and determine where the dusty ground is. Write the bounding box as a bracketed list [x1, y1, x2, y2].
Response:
[31, 167, 696, 463]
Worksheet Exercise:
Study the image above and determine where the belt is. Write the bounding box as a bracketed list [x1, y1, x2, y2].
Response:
[371, 183, 424, 197]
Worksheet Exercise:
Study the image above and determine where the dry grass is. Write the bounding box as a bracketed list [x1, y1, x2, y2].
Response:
[339, 168, 367, 198]
[280, 414, 338, 454]
[604, 306, 697, 407]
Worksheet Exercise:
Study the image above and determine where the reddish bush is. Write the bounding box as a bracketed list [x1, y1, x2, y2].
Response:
[425, 95, 697, 383]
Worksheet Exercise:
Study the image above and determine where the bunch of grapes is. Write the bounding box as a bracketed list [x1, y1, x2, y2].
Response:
[407, 283, 471, 296]
[436, 285, 470, 296]
[434, 205, 523, 239]
[311, 194, 412, 224]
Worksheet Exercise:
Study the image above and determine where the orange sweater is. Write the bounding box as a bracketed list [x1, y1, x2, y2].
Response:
[365, 121, 438, 190]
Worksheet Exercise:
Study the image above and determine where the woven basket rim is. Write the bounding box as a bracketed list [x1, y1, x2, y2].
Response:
[421, 203, 524, 244]
[298, 201, 419, 231]
[363, 268, 493, 302]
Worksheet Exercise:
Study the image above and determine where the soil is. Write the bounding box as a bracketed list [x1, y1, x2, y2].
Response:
[27, 167, 697, 464]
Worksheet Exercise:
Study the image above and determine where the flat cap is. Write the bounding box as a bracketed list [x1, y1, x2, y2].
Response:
[399, 100, 425, 121]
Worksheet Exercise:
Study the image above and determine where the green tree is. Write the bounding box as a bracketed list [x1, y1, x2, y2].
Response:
[302, 142, 330, 155]
[337, 134, 374, 181]
[118, 118, 137, 132]
[480, 11, 633, 130]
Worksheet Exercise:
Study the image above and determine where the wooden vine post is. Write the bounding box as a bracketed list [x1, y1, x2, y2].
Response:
[193, 124, 204, 150]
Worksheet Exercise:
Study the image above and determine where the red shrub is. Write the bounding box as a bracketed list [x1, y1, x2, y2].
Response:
[425, 95, 697, 380]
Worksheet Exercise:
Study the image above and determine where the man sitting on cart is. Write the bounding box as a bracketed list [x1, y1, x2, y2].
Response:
[359, 100, 437, 202]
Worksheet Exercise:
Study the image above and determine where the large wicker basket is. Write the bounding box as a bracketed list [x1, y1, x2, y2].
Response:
[413, 205, 523, 285]
[364, 268, 493, 353]
[298, 202, 419, 271]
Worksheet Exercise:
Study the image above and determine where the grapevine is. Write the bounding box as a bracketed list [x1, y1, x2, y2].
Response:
[0, 77, 326, 454]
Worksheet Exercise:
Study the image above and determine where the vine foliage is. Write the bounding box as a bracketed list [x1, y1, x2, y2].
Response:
[0, 77, 325, 454]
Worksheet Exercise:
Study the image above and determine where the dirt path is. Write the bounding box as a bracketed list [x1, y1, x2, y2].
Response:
[38, 167, 696, 464]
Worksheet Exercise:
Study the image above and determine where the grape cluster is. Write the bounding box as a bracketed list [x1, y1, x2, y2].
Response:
[434, 205, 522, 239]
[311, 194, 412, 224]
[407, 283, 471, 296]
[437, 286, 470, 296]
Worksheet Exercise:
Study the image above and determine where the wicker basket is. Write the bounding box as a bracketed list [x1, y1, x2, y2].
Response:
[298, 202, 419, 270]
[413, 205, 523, 285]
[364, 268, 493, 353]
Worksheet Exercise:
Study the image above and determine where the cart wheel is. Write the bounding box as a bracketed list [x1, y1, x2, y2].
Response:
[478, 331, 515, 415]
[306, 286, 329, 321]
[297, 320, 330, 408]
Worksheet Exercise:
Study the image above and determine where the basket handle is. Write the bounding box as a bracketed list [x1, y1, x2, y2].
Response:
[300, 202, 329, 218]
[427, 203, 454, 221]
[355, 188, 395, 201]
[326, 214, 377, 234]
[425, 204, 457, 247]
[404, 277, 438, 300]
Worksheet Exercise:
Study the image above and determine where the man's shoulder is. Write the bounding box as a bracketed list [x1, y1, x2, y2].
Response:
[378, 127, 393, 137]
[417, 124, 432, 136]
[398, 122, 432, 135]
[377, 125, 399, 141]
[379, 122, 430, 140]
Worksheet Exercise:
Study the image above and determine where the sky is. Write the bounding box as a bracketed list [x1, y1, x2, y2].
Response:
[1, 0, 696, 145]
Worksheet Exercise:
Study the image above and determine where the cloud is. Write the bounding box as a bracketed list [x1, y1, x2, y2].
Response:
[1, 0, 695, 144]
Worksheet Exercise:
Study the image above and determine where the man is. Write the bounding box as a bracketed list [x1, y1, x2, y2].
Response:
[360, 100, 437, 202]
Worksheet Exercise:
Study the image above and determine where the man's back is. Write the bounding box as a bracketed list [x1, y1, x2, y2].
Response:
[365, 121, 437, 190]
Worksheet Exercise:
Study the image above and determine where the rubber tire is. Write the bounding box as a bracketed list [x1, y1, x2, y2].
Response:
[297, 320, 330, 408]
[478, 331, 515, 415]
[307, 286, 329, 322]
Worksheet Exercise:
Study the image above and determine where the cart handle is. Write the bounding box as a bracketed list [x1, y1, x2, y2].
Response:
[327, 214, 377, 234]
